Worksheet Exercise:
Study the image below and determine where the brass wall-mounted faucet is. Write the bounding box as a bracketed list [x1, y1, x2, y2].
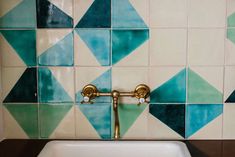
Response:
[81, 84, 150, 139]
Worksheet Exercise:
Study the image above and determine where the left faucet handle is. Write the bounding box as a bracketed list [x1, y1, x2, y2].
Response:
[81, 84, 99, 104]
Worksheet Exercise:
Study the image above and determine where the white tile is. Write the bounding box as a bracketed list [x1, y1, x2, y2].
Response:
[150, 29, 187, 66]
[188, 29, 225, 66]
[150, 0, 187, 27]
[188, 0, 226, 27]
[223, 103, 235, 139]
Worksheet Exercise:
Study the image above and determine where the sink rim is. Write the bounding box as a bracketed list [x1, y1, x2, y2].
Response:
[38, 140, 191, 157]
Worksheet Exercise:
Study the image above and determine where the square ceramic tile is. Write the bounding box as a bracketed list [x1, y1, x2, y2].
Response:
[188, 67, 223, 104]
[36, 0, 73, 28]
[0, 30, 36, 67]
[225, 28, 235, 65]
[149, 67, 186, 103]
[223, 103, 235, 139]
[3, 103, 38, 139]
[112, 29, 149, 66]
[188, 29, 225, 66]
[150, 29, 187, 66]
[74, 0, 110, 28]
[227, 0, 235, 27]
[74, 29, 111, 66]
[2, 67, 37, 103]
[149, 0, 187, 27]
[39, 103, 75, 139]
[112, 0, 148, 28]
[112, 67, 148, 104]
[37, 29, 74, 66]
[76, 103, 111, 139]
[118, 103, 148, 139]
[186, 104, 223, 139]
[148, 104, 185, 139]
[188, 0, 226, 27]
[224, 66, 235, 103]
[0, 0, 36, 28]
[75, 67, 111, 103]
[38, 67, 74, 103]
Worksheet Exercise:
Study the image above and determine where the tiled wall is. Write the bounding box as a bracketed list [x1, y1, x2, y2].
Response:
[0, 0, 235, 140]
[0, 59, 3, 141]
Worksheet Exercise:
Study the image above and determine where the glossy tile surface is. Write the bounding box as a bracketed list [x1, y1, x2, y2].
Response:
[0, 0, 36, 28]
[36, 0, 73, 28]
[38, 67, 74, 103]
[37, 29, 73, 66]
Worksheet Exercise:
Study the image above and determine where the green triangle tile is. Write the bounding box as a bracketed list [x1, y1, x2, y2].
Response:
[118, 103, 147, 137]
[227, 28, 235, 44]
[4, 104, 38, 138]
[228, 12, 235, 27]
[0, 30, 36, 66]
[188, 69, 222, 104]
[112, 30, 149, 65]
[0, 0, 36, 28]
[40, 104, 72, 138]
[38, 33, 73, 66]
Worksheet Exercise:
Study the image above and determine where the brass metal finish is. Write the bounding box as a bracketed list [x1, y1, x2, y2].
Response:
[81, 84, 150, 139]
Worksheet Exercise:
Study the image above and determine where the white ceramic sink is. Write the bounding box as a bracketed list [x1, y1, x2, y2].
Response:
[38, 141, 191, 157]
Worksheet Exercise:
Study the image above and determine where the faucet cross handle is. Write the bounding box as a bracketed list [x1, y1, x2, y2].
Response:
[134, 84, 150, 105]
[81, 84, 99, 104]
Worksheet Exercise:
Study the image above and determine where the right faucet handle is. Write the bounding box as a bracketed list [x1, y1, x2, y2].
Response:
[134, 84, 150, 105]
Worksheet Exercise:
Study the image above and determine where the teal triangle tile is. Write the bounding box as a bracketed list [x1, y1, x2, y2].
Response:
[112, 0, 147, 28]
[226, 90, 235, 103]
[39, 68, 73, 103]
[75, 29, 110, 66]
[186, 104, 223, 138]
[4, 104, 38, 138]
[40, 104, 73, 138]
[149, 104, 185, 137]
[37, 0, 73, 28]
[76, 0, 111, 28]
[228, 12, 235, 27]
[0, 30, 36, 66]
[0, 0, 36, 28]
[4, 68, 37, 103]
[227, 28, 235, 44]
[112, 30, 149, 65]
[150, 69, 186, 103]
[38, 33, 73, 66]
[78, 103, 111, 139]
[76, 69, 112, 103]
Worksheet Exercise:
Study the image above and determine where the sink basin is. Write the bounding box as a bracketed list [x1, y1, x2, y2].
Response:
[38, 141, 191, 157]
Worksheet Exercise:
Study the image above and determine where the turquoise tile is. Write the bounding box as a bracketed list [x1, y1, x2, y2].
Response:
[38, 68, 73, 103]
[0, 30, 36, 66]
[112, 30, 149, 65]
[38, 32, 74, 66]
[186, 104, 223, 138]
[112, 0, 147, 28]
[150, 69, 186, 103]
[75, 29, 110, 66]
[78, 103, 111, 139]
[0, 0, 36, 28]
